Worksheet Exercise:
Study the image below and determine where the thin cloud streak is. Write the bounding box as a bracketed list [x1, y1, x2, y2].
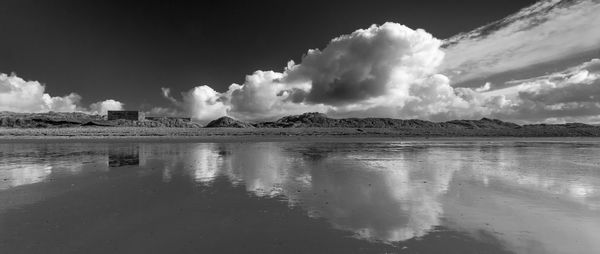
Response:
[441, 0, 600, 86]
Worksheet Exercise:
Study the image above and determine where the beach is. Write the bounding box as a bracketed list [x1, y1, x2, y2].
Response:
[2, 126, 600, 142]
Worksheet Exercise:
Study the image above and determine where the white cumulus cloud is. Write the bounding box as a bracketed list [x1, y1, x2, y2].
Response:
[0, 73, 123, 115]
[163, 23, 474, 122]
[89, 99, 124, 115]
[160, 2, 600, 124]
[161, 86, 228, 121]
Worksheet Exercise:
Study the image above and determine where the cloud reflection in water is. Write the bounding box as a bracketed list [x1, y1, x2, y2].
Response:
[139, 141, 600, 252]
[1, 141, 599, 254]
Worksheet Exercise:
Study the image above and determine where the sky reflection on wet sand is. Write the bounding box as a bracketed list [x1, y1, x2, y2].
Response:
[0, 140, 599, 253]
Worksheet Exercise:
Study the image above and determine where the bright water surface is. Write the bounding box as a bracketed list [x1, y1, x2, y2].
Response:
[0, 140, 599, 253]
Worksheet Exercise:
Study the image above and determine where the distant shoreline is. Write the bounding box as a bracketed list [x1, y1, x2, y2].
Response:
[4, 112, 600, 140]
[2, 127, 600, 142]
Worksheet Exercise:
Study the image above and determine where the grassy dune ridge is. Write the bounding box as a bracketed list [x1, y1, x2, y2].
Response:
[2, 112, 600, 138]
[0, 111, 200, 128]
[2, 126, 600, 139]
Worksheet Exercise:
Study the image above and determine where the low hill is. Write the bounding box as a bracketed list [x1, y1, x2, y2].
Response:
[202, 112, 600, 137]
[255, 112, 440, 128]
[254, 112, 520, 129]
[205, 117, 254, 128]
[0, 112, 201, 128]
[0, 112, 103, 128]
[2, 111, 600, 137]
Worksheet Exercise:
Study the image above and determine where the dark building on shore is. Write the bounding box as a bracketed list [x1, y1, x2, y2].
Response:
[107, 110, 143, 121]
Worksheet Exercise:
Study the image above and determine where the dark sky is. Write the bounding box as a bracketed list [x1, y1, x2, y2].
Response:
[0, 0, 539, 110]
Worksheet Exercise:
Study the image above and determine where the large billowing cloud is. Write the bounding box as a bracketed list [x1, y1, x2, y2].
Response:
[166, 55, 600, 124]
[0, 73, 80, 112]
[161, 0, 600, 123]
[284, 24, 444, 105]
[226, 70, 328, 120]
[160, 86, 228, 120]
[163, 23, 474, 122]
[0, 73, 123, 114]
[442, 0, 600, 86]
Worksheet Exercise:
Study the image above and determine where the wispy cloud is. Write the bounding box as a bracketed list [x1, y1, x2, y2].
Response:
[441, 0, 600, 85]
[478, 58, 600, 123]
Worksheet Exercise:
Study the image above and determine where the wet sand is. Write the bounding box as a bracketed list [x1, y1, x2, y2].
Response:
[1, 141, 599, 254]
[2, 127, 600, 142]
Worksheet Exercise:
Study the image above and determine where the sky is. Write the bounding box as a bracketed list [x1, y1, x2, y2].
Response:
[2, 0, 600, 123]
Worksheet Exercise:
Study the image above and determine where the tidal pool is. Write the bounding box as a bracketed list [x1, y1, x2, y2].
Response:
[0, 140, 599, 253]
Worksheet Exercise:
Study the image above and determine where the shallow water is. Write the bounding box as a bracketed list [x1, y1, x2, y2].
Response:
[0, 140, 599, 253]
